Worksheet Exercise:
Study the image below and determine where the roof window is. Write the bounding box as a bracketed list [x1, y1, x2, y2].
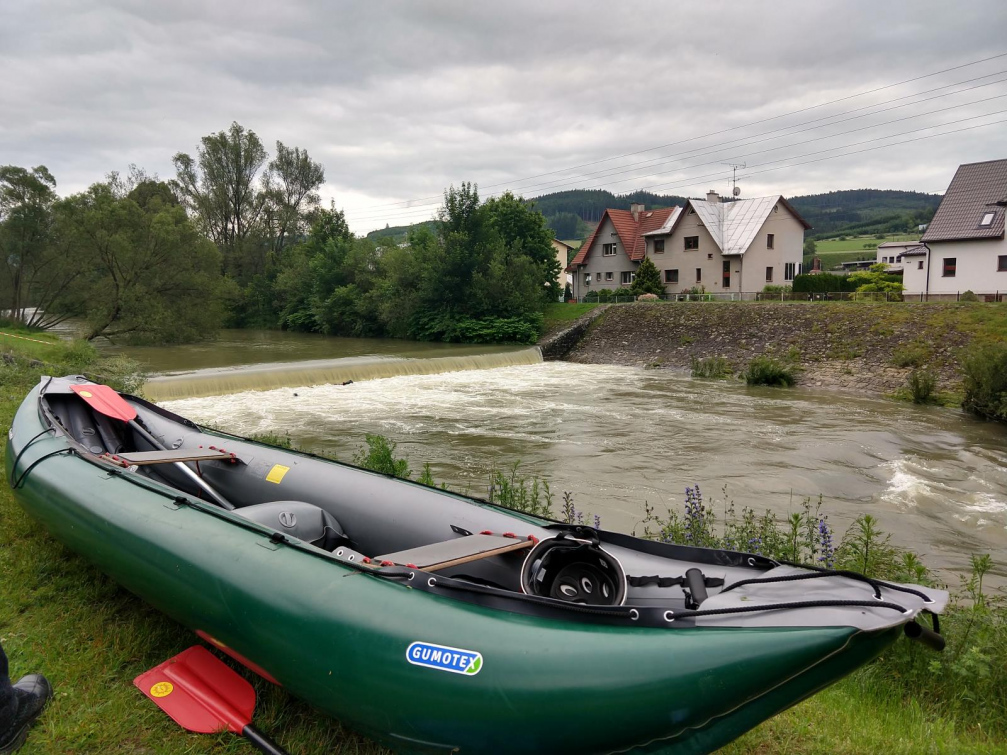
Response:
[980, 211, 995, 227]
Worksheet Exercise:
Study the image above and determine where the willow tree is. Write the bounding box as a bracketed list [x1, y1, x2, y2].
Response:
[57, 178, 224, 342]
[0, 165, 80, 327]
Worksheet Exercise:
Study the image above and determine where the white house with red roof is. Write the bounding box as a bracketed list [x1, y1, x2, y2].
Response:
[568, 192, 809, 299]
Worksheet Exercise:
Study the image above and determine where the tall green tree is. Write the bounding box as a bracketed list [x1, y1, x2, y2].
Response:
[261, 141, 326, 254]
[631, 256, 664, 296]
[171, 122, 268, 279]
[57, 177, 224, 342]
[0, 165, 74, 327]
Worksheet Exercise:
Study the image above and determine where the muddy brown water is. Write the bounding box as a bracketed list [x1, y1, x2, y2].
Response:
[113, 331, 1007, 587]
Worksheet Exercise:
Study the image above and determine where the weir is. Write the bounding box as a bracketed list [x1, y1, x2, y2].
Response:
[143, 348, 544, 400]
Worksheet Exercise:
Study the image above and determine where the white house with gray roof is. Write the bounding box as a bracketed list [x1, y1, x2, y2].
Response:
[905, 159, 1007, 299]
[641, 191, 810, 293]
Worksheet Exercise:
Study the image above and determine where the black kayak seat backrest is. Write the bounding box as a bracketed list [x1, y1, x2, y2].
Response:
[234, 501, 348, 552]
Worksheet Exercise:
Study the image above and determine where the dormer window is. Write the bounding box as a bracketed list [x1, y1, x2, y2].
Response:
[980, 211, 995, 227]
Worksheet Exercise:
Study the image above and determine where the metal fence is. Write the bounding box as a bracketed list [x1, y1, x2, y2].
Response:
[576, 291, 1006, 304]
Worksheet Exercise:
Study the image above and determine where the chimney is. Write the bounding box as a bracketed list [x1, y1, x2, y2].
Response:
[630, 202, 644, 220]
[706, 191, 720, 204]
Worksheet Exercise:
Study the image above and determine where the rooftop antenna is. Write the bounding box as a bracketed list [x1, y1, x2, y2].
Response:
[723, 162, 745, 199]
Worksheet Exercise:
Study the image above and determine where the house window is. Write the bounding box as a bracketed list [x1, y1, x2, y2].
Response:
[606, 272, 614, 281]
[798, 263, 803, 275]
[684, 236, 699, 250]
[896, 256, 902, 262]
[666, 269, 679, 283]
[881, 256, 888, 263]
[998, 255, 1007, 272]
[583, 273, 591, 285]
[943, 258, 956, 277]
[654, 239, 665, 253]
[707, 253, 713, 260]
[766, 266, 774, 282]
[918, 260, 924, 270]
[602, 243, 617, 256]
[696, 267, 702, 283]
[621, 271, 634, 285]
[980, 212, 995, 227]
[784, 262, 796, 281]
[767, 234, 775, 249]
[722, 260, 731, 288]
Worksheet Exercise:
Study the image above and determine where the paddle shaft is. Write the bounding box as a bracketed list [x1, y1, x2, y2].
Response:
[243, 725, 290, 755]
[129, 420, 234, 510]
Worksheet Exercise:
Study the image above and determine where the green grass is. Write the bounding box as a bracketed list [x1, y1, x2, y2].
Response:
[541, 302, 600, 337]
[813, 234, 920, 254]
[0, 322, 66, 363]
[1, 336, 1004, 754]
[805, 234, 921, 271]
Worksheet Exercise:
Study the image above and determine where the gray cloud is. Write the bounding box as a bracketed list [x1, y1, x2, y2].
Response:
[2, 0, 1007, 233]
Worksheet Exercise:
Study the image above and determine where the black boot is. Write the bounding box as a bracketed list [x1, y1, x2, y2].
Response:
[0, 675, 53, 754]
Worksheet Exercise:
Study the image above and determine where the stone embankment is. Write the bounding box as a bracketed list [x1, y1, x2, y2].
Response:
[557, 302, 994, 396]
[539, 305, 609, 361]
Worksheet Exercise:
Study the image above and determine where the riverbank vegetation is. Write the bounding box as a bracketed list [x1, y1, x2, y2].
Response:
[0, 166, 224, 342]
[2, 124, 561, 347]
[2, 335, 1005, 752]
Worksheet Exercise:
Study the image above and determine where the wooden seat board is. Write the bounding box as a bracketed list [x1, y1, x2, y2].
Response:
[378, 534, 534, 572]
[116, 448, 233, 466]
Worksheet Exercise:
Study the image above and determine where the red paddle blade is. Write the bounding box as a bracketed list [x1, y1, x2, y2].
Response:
[71, 383, 138, 423]
[134, 646, 255, 735]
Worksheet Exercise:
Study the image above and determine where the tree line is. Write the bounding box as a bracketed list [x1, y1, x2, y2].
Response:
[0, 123, 560, 344]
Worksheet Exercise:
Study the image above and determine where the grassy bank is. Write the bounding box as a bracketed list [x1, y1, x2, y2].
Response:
[540, 301, 599, 339]
[1, 337, 1004, 753]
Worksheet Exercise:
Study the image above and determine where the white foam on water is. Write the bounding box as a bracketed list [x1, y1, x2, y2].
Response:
[880, 459, 929, 507]
[964, 493, 1007, 515]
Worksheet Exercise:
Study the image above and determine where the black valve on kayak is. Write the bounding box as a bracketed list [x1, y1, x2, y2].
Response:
[904, 619, 945, 652]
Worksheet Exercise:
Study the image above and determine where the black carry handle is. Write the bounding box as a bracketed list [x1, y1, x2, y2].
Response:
[243, 725, 291, 755]
[904, 620, 946, 652]
[684, 567, 709, 608]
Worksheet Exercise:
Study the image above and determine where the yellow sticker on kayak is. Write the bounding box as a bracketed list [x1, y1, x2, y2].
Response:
[150, 682, 173, 698]
[266, 464, 290, 484]
[78, 390, 92, 398]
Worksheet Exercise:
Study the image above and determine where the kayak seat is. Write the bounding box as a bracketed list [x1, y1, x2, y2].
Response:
[377, 534, 534, 572]
[235, 501, 349, 552]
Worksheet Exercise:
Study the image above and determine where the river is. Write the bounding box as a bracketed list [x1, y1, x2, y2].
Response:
[113, 331, 1007, 583]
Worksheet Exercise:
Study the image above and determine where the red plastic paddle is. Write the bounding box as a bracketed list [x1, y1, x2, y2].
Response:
[70, 383, 233, 509]
[135, 646, 289, 755]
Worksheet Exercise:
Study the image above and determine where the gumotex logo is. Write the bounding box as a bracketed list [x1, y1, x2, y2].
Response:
[406, 642, 483, 675]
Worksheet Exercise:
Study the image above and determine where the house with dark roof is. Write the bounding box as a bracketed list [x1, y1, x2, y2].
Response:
[909, 159, 1007, 298]
[568, 191, 809, 298]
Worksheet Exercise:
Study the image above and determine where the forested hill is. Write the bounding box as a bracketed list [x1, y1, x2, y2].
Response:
[788, 189, 942, 237]
[366, 187, 942, 242]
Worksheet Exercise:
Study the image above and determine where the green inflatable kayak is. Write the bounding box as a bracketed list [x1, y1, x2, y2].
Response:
[6, 376, 947, 754]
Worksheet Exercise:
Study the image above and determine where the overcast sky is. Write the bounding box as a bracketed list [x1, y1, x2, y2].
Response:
[3, 0, 1007, 233]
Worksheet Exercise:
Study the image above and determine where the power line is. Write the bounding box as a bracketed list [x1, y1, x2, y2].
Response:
[354, 110, 1007, 228]
[497, 73, 1007, 197]
[343, 74, 1007, 223]
[645, 117, 1007, 195]
[345, 94, 1007, 224]
[342, 50, 1007, 214]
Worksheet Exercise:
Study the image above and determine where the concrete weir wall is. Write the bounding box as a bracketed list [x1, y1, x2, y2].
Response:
[561, 301, 990, 395]
[539, 305, 610, 361]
